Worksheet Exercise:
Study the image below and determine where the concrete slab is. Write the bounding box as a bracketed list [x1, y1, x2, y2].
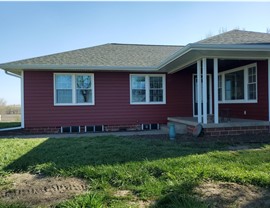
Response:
[168, 117, 270, 128]
[0, 129, 168, 139]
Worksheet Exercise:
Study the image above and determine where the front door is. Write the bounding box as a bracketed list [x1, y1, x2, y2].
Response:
[193, 74, 212, 116]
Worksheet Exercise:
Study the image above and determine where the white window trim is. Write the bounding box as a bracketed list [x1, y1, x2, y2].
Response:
[130, 74, 166, 105]
[54, 73, 95, 106]
[218, 63, 257, 104]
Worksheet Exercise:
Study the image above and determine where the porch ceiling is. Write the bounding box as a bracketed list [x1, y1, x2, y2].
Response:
[160, 45, 270, 74]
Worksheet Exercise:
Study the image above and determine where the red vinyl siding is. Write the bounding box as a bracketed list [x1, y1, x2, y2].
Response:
[23, 60, 269, 128]
[24, 70, 193, 128]
[219, 61, 269, 121]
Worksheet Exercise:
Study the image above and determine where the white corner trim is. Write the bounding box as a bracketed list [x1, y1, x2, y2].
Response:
[21, 71, 25, 128]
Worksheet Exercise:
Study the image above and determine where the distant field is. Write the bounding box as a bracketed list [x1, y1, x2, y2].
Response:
[0, 122, 21, 129]
[0, 114, 21, 122]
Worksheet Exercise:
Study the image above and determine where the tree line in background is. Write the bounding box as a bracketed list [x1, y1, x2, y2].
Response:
[0, 98, 21, 115]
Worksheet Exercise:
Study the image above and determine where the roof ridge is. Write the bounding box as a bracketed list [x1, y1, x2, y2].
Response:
[197, 29, 270, 44]
[234, 29, 270, 35]
[196, 29, 240, 43]
[109, 43, 184, 47]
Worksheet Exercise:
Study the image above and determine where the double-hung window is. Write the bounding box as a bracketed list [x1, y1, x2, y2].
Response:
[130, 74, 166, 104]
[218, 63, 257, 103]
[54, 73, 94, 105]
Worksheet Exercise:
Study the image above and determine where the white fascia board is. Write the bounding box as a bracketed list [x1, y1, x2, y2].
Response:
[0, 64, 158, 72]
[158, 43, 270, 71]
[189, 43, 270, 51]
[157, 44, 193, 69]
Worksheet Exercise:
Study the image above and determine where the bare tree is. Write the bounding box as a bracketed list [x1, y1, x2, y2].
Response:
[218, 27, 227, 34]
[0, 98, 6, 115]
[205, 31, 214, 38]
[0, 98, 6, 106]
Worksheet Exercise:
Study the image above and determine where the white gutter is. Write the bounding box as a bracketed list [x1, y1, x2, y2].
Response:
[0, 64, 158, 71]
[0, 126, 22, 132]
[5, 70, 21, 78]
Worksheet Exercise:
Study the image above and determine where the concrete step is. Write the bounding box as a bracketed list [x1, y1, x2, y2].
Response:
[160, 122, 187, 134]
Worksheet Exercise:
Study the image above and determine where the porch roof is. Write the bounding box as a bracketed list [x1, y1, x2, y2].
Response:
[159, 43, 270, 73]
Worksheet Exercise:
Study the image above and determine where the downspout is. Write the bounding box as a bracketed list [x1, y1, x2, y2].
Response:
[3, 70, 24, 129]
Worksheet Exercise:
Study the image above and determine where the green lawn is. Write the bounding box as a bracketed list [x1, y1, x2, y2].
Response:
[0, 136, 269, 207]
[0, 122, 21, 129]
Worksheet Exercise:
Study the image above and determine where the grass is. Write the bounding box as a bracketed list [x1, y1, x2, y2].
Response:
[0, 135, 269, 207]
[0, 122, 21, 129]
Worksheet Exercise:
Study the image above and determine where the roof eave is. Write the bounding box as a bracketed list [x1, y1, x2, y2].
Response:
[0, 64, 159, 73]
[158, 44, 270, 73]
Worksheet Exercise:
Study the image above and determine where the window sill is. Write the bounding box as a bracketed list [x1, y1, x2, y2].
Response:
[218, 100, 257, 104]
[130, 102, 166, 105]
[54, 103, 95, 106]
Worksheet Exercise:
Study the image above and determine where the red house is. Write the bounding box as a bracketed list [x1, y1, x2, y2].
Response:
[1, 30, 270, 135]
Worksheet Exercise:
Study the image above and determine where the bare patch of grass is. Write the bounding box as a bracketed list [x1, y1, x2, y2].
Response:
[0, 173, 88, 207]
[195, 181, 270, 208]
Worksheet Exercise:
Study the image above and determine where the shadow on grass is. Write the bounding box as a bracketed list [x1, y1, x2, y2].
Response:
[0, 122, 21, 129]
[3, 135, 270, 175]
[3, 135, 228, 174]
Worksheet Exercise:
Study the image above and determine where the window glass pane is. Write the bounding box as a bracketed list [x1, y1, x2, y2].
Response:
[150, 76, 163, 102]
[131, 76, 146, 102]
[248, 67, 257, 100]
[56, 89, 72, 103]
[150, 77, 162, 88]
[131, 76, 145, 89]
[76, 75, 91, 89]
[76, 89, 92, 103]
[225, 70, 244, 100]
[55, 75, 72, 103]
[150, 89, 163, 102]
[76, 75, 93, 103]
[56, 75, 72, 89]
[132, 90, 146, 102]
[248, 84, 256, 100]
[218, 75, 222, 101]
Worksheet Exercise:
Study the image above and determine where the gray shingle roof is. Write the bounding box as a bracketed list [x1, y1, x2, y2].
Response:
[0, 43, 182, 69]
[1, 30, 270, 73]
[196, 30, 270, 44]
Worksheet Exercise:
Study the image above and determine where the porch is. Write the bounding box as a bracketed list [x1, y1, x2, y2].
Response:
[168, 117, 270, 136]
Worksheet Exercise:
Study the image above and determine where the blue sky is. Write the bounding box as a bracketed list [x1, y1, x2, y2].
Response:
[1, 1, 270, 105]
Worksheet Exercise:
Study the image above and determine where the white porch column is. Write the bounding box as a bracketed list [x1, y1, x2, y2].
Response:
[202, 58, 207, 124]
[268, 58, 270, 121]
[197, 60, 202, 123]
[213, 58, 219, 124]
